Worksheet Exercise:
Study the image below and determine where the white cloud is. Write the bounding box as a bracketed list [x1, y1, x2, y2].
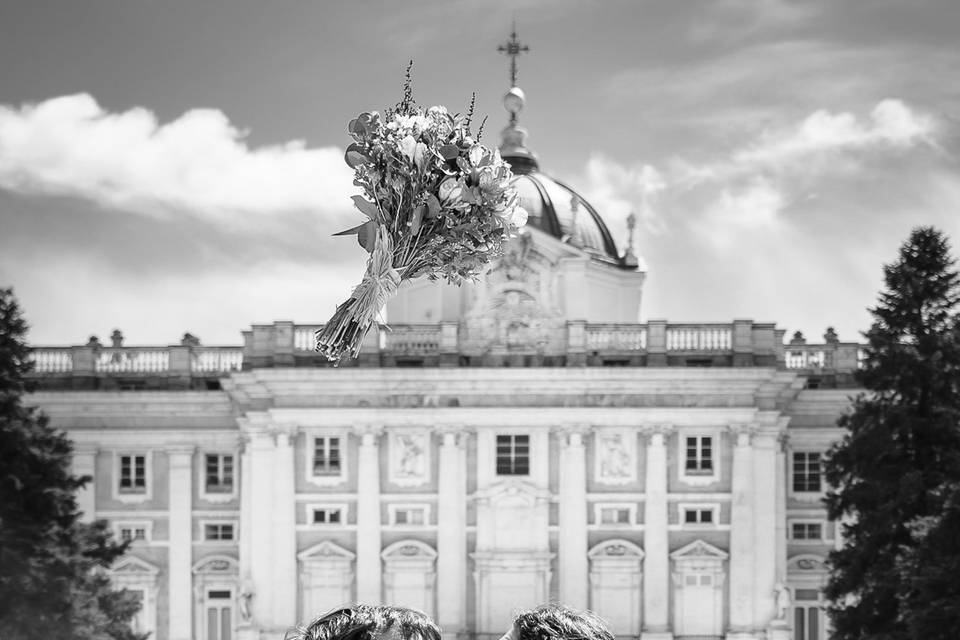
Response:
[579, 154, 667, 237]
[734, 99, 936, 168]
[0, 94, 356, 228]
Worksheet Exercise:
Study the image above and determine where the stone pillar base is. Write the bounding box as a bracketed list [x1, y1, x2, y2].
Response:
[639, 632, 673, 640]
[767, 620, 791, 640]
[726, 632, 762, 640]
[236, 626, 259, 640]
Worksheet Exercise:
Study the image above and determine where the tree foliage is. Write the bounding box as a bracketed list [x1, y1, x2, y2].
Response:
[823, 227, 960, 639]
[0, 287, 146, 640]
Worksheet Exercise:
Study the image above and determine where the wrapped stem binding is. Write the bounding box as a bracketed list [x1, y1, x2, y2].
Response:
[316, 67, 527, 362]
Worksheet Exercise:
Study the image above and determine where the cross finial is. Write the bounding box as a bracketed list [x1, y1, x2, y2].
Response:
[497, 22, 530, 87]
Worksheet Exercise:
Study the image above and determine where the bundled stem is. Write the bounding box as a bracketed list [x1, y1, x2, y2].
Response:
[316, 227, 401, 363]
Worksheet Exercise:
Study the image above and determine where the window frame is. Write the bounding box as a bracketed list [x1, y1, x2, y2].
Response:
[678, 431, 720, 486]
[789, 519, 827, 543]
[388, 503, 432, 527]
[200, 452, 238, 503]
[791, 451, 823, 496]
[495, 434, 531, 476]
[200, 520, 238, 544]
[594, 502, 636, 527]
[678, 503, 719, 527]
[112, 451, 153, 503]
[305, 503, 349, 527]
[304, 430, 349, 487]
[114, 520, 153, 544]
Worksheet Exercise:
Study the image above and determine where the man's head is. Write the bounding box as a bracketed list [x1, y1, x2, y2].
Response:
[504, 604, 614, 640]
[288, 605, 441, 640]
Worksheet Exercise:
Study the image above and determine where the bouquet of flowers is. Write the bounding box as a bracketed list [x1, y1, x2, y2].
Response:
[315, 72, 528, 362]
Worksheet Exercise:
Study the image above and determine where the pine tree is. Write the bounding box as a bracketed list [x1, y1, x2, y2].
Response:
[0, 287, 146, 640]
[823, 227, 960, 640]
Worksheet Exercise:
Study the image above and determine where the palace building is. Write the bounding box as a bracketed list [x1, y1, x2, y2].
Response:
[26, 36, 860, 640]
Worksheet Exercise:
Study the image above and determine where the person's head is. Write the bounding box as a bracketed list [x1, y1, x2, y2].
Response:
[287, 605, 442, 640]
[503, 604, 614, 640]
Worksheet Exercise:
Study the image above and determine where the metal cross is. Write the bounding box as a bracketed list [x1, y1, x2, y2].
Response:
[497, 24, 530, 87]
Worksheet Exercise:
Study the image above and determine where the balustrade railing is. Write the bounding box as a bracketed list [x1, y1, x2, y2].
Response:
[95, 348, 170, 373]
[785, 348, 828, 369]
[293, 325, 323, 352]
[666, 326, 732, 351]
[192, 347, 244, 373]
[30, 348, 74, 373]
[383, 324, 441, 355]
[586, 324, 648, 351]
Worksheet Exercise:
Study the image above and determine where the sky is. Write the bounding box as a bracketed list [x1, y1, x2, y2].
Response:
[1, 0, 959, 347]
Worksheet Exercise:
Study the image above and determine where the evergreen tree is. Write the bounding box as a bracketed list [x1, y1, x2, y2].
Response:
[823, 227, 960, 640]
[0, 287, 146, 640]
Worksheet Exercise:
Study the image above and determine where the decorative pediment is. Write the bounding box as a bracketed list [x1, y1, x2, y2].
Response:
[788, 554, 827, 573]
[111, 556, 160, 576]
[670, 540, 729, 561]
[381, 540, 438, 561]
[475, 479, 552, 506]
[192, 554, 238, 575]
[297, 540, 356, 562]
[589, 539, 644, 559]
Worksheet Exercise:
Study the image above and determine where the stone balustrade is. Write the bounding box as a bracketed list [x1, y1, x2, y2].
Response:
[27, 320, 864, 388]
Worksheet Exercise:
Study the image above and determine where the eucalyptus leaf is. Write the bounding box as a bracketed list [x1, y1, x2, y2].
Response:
[344, 143, 369, 169]
[351, 195, 381, 220]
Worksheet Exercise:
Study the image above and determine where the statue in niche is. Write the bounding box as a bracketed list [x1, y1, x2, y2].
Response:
[238, 578, 254, 622]
[499, 231, 533, 281]
[599, 433, 631, 479]
[774, 582, 792, 620]
[396, 434, 424, 477]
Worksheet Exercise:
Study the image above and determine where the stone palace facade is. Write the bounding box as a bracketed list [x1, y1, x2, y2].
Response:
[26, 70, 861, 640]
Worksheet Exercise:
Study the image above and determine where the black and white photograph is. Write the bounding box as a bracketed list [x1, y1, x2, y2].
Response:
[2, 2, 960, 640]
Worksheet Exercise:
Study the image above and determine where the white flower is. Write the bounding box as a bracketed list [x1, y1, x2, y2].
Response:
[438, 177, 463, 204]
[510, 206, 529, 228]
[398, 135, 418, 162]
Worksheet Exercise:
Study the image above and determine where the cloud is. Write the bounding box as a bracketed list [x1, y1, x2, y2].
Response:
[0, 94, 356, 229]
[734, 99, 936, 168]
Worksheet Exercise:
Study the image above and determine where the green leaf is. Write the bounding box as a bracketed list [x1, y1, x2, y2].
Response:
[439, 144, 459, 160]
[409, 204, 425, 235]
[425, 194, 441, 219]
[351, 195, 381, 220]
[344, 143, 369, 169]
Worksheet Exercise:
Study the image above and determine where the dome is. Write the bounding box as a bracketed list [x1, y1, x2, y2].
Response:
[509, 168, 625, 266]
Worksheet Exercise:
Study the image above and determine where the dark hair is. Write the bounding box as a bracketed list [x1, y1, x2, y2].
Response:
[514, 604, 614, 640]
[287, 605, 442, 640]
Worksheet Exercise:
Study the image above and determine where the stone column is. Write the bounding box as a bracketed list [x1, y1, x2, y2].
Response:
[355, 426, 383, 604]
[167, 446, 194, 640]
[73, 445, 98, 522]
[641, 425, 673, 640]
[769, 433, 791, 640]
[247, 429, 277, 629]
[753, 430, 780, 632]
[727, 425, 757, 639]
[558, 425, 589, 610]
[437, 428, 467, 639]
[272, 428, 298, 627]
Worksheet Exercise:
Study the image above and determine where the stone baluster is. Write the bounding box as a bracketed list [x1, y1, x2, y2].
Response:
[641, 424, 673, 640]
[558, 425, 590, 609]
[355, 426, 383, 603]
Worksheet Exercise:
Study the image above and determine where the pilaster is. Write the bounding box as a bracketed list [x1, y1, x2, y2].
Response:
[355, 425, 383, 603]
[272, 427, 298, 626]
[641, 424, 673, 640]
[728, 424, 757, 637]
[557, 424, 590, 610]
[237, 436, 256, 639]
[72, 446, 98, 522]
[436, 426, 468, 639]
[246, 428, 276, 628]
[167, 445, 194, 640]
[753, 429, 781, 631]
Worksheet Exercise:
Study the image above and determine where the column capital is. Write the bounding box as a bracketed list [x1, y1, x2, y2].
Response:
[271, 424, 299, 444]
[435, 425, 470, 446]
[166, 444, 196, 462]
[641, 424, 674, 444]
[555, 423, 592, 447]
[353, 423, 384, 445]
[728, 423, 758, 446]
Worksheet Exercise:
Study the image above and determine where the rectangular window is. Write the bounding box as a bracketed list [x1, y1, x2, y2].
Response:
[394, 507, 426, 525]
[204, 523, 235, 541]
[793, 452, 822, 492]
[120, 526, 147, 542]
[205, 454, 234, 493]
[206, 592, 232, 640]
[685, 436, 713, 474]
[119, 454, 147, 493]
[791, 522, 823, 541]
[313, 437, 341, 476]
[496, 435, 530, 475]
[683, 508, 715, 524]
[599, 507, 631, 524]
[312, 508, 342, 525]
